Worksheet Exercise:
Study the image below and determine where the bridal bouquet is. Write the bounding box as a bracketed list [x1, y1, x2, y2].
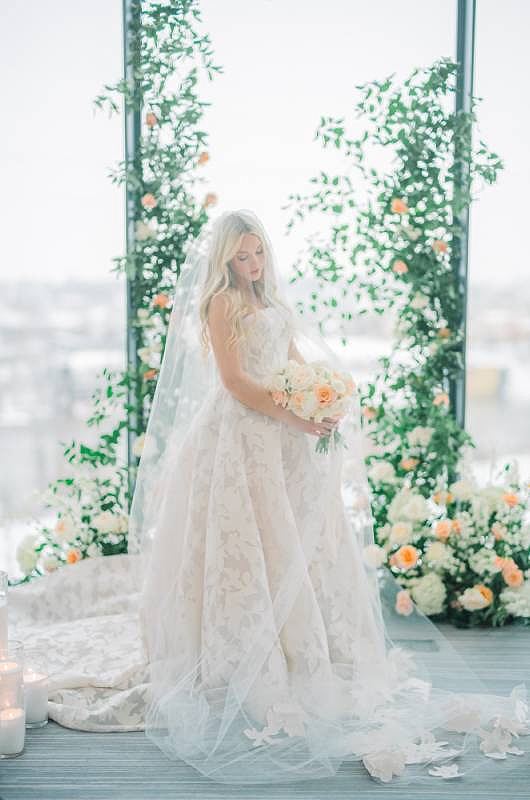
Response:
[265, 359, 356, 454]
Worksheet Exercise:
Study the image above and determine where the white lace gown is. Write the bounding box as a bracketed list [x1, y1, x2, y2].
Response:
[8, 305, 530, 785]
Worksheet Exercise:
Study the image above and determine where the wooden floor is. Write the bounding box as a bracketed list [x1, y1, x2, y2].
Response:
[1, 623, 529, 800]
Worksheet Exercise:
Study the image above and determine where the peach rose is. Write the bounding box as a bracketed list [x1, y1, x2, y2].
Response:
[141, 193, 157, 209]
[345, 378, 356, 395]
[392, 259, 408, 275]
[391, 198, 409, 214]
[494, 555, 511, 570]
[395, 589, 414, 616]
[437, 327, 451, 339]
[393, 545, 419, 570]
[432, 239, 448, 254]
[145, 112, 158, 127]
[198, 151, 210, 165]
[502, 561, 524, 587]
[66, 548, 81, 564]
[314, 384, 337, 407]
[400, 457, 419, 471]
[433, 392, 449, 407]
[271, 390, 288, 408]
[434, 519, 451, 541]
[502, 492, 519, 508]
[290, 391, 305, 410]
[153, 293, 170, 308]
[143, 368, 158, 381]
[476, 584, 494, 606]
[202, 192, 218, 208]
[451, 518, 462, 534]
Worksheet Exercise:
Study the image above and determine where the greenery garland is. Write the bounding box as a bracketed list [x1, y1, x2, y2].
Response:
[11, 0, 221, 584]
[284, 58, 529, 626]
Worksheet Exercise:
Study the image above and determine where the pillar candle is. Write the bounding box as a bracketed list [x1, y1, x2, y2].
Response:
[23, 669, 49, 725]
[0, 707, 25, 756]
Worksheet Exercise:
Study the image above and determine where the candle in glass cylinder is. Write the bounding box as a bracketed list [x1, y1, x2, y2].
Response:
[0, 707, 25, 756]
[0, 660, 23, 707]
[23, 668, 49, 726]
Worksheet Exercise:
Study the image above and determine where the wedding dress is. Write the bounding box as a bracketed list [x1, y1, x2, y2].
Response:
[7, 210, 530, 788]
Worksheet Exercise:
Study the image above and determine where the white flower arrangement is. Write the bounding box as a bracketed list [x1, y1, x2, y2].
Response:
[368, 461, 530, 626]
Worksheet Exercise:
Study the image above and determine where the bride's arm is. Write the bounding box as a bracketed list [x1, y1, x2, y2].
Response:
[208, 294, 333, 436]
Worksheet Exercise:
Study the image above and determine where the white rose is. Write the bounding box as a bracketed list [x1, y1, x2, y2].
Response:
[135, 221, 156, 241]
[42, 555, 60, 573]
[459, 586, 491, 612]
[86, 543, 101, 558]
[468, 547, 502, 577]
[500, 581, 530, 619]
[410, 573, 447, 616]
[363, 544, 387, 568]
[389, 521, 413, 546]
[425, 541, 452, 567]
[368, 461, 396, 484]
[402, 494, 431, 523]
[330, 379, 346, 395]
[449, 479, 475, 502]
[53, 514, 77, 544]
[406, 426, 434, 448]
[16, 534, 40, 575]
[401, 224, 422, 242]
[388, 487, 430, 524]
[115, 513, 128, 533]
[290, 365, 316, 391]
[301, 394, 319, 418]
[92, 511, 120, 534]
[410, 291, 428, 309]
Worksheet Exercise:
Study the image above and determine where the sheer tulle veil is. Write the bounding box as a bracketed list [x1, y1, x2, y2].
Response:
[128, 209, 529, 786]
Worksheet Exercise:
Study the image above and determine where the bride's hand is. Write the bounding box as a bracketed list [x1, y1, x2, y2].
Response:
[284, 412, 339, 437]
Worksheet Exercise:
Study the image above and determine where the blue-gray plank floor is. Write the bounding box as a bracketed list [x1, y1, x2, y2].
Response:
[1, 623, 529, 800]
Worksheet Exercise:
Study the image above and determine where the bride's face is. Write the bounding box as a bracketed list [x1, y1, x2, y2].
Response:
[229, 233, 265, 284]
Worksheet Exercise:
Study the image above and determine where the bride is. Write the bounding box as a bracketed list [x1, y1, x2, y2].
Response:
[7, 209, 530, 787]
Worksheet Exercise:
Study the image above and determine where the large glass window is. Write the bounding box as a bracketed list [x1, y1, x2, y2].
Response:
[0, 1, 125, 573]
[467, 0, 530, 480]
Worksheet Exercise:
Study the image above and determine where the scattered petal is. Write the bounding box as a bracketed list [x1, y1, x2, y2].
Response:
[428, 764, 463, 779]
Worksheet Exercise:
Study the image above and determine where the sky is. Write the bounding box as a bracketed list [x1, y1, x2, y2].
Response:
[0, 0, 528, 287]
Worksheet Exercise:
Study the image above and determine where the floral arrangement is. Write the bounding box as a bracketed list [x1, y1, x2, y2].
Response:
[361, 460, 530, 626]
[265, 360, 356, 453]
[282, 59, 530, 626]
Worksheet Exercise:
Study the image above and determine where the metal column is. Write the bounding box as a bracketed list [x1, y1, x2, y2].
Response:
[122, 0, 142, 494]
[450, 0, 476, 429]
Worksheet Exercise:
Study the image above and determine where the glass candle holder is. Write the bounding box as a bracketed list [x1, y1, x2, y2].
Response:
[23, 649, 49, 728]
[0, 571, 7, 655]
[0, 640, 25, 758]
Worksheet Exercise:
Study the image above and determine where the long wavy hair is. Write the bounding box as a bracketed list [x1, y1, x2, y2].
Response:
[199, 210, 289, 355]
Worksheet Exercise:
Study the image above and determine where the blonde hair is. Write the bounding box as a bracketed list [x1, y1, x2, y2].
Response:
[199, 210, 286, 356]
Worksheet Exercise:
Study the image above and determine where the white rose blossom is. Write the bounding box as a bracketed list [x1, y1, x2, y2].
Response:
[410, 573, 447, 616]
[368, 461, 396, 484]
[406, 426, 434, 448]
[16, 534, 40, 575]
